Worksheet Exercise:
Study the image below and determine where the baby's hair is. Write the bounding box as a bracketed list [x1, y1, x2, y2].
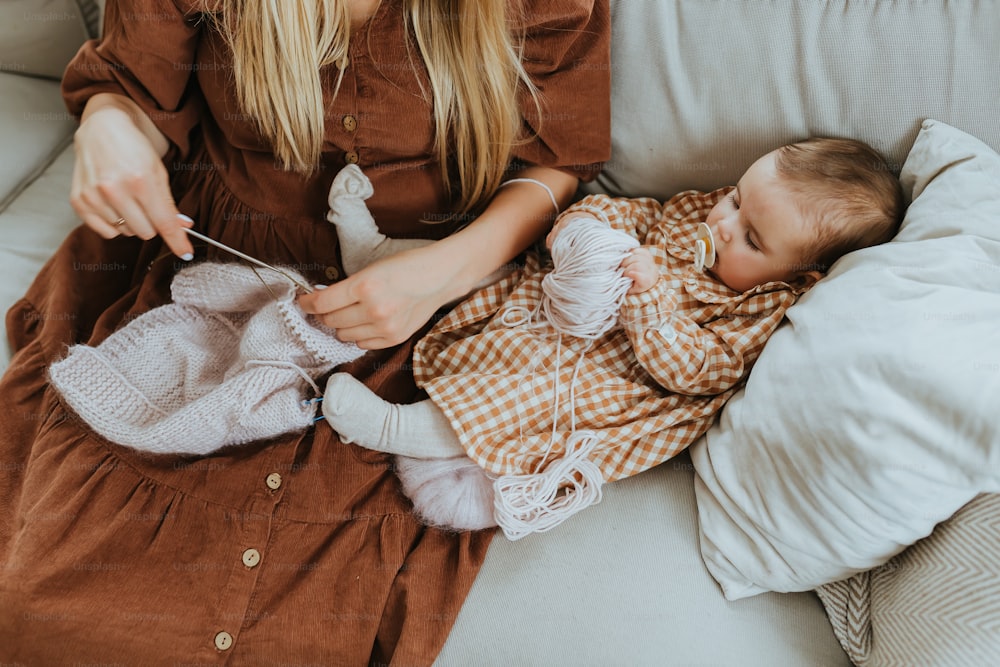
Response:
[775, 137, 905, 271]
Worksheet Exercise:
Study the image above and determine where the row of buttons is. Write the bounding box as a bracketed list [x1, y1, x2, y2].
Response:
[342, 110, 359, 164]
[213, 472, 285, 652]
[342, 112, 359, 165]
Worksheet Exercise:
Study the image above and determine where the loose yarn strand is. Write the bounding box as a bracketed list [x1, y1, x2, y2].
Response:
[494, 430, 604, 540]
[535, 334, 591, 474]
[245, 360, 322, 395]
[493, 217, 639, 539]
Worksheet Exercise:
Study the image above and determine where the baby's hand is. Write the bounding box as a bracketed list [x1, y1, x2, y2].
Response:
[621, 247, 659, 294]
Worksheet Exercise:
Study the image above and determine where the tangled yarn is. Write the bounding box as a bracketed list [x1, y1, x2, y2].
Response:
[493, 216, 640, 539]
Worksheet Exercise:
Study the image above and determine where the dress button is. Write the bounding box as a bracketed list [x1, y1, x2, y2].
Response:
[344, 150, 359, 164]
[342, 114, 358, 132]
[325, 265, 340, 281]
[658, 322, 678, 342]
[242, 548, 261, 568]
[214, 631, 234, 651]
[265, 472, 282, 490]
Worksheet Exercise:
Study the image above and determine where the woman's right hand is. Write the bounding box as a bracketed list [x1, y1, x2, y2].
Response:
[70, 100, 194, 259]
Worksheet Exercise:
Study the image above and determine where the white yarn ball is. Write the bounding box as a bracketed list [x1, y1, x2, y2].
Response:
[542, 217, 639, 338]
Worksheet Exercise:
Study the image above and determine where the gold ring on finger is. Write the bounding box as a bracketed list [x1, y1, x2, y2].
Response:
[114, 217, 128, 227]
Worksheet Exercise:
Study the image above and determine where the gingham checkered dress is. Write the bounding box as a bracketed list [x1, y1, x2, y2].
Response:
[412, 189, 802, 483]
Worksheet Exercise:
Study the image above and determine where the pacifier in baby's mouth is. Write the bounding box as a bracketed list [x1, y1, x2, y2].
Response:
[693, 222, 716, 272]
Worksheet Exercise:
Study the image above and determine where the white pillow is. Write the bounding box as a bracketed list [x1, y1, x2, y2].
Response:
[690, 119, 1000, 600]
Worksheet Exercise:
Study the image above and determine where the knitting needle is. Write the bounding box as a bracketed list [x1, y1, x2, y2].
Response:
[182, 227, 314, 294]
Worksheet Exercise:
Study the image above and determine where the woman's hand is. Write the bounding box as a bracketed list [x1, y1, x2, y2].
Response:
[621, 246, 659, 294]
[70, 96, 194, 259]
[298, 243, 461, 350]
[302, 165, 578, 350]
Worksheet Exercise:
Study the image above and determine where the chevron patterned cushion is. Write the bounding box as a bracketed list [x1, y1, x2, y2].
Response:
[816, 493, 1000, 666]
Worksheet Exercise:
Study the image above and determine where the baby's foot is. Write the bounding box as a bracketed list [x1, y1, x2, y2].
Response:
[327, 163, 374, 204]
[322, 373, 464, 458]
[322, 372, 388, 448]
[326, 165, 385, 276]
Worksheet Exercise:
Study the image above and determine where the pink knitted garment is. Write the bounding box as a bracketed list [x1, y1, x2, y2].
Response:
[48, 262, 364, 455]
[393, 455, 498, 531]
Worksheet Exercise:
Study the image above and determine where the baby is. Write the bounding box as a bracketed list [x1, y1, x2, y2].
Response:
[321, 138, 904, 537]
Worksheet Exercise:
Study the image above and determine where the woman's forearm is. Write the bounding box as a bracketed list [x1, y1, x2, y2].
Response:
[80, 92, 171, 158]
[298, 166, 581, 348]
[431, 165, 579, 303]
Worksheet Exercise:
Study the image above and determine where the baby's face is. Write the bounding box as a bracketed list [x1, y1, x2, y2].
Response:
[703, 151, 814, 292]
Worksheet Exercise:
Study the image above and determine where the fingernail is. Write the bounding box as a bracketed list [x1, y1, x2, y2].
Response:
[313, 284, 327, 290]
[177, 214, 194, 224]
[181, 253, 194, 261]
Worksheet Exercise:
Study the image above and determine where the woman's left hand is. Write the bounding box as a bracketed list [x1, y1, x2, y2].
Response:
[298, 244, 458, 350]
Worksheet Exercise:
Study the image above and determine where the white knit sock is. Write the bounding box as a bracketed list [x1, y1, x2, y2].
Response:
[322, 373, 465, 459]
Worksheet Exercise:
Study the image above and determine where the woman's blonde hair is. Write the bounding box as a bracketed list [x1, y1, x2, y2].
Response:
[208, 0, 535, 215]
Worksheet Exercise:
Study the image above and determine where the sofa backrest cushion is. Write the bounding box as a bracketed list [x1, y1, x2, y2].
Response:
[586, 0, 1000, 200]
[0, 0, 98, 80]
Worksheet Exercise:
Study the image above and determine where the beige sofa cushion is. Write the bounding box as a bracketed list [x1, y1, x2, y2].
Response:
[0, 74, 78, 213]
[0, 145, 81, 370]
[0, 0, 93, 80]
[584, 0, 1000, 200]
[0, 0, 92, 233]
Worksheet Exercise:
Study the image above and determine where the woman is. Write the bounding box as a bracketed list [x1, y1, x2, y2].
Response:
[0, 0, 609, 663]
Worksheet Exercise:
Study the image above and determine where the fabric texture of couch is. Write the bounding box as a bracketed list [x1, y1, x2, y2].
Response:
[2, 1, 997, 665]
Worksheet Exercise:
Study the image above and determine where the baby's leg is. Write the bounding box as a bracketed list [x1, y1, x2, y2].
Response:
[322, 373, 465, 459]
[327, 165, 433, 276]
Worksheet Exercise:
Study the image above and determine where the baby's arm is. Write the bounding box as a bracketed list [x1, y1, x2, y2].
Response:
[548, 194, 665, 247]
[621, 283, 794, 396]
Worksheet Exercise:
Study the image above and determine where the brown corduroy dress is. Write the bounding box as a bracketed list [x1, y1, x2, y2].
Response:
[0, 0, 609, 664]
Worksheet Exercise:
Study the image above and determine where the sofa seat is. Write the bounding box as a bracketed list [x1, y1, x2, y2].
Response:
[436, 451, 850, 666]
